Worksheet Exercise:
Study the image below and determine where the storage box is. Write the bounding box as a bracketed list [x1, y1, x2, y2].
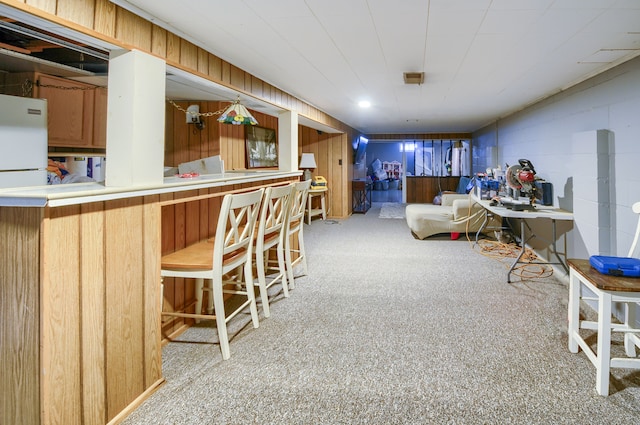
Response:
[589, 255, 640, 278]
[475, 179, 499, 200]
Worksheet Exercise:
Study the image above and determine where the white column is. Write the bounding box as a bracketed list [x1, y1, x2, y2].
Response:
[105, 49, 165, 187]
[278, 111, 298, 172]
[572, 129, 613, 257]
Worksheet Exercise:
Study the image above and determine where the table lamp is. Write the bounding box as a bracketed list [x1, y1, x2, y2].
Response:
[299, 153, 317, 181]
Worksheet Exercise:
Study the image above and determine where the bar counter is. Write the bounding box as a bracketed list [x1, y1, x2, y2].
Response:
[0, 170, 301, 207]
[0, 170, 301, 425]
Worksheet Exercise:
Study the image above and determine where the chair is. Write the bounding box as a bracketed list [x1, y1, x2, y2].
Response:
[160, 188, 264, 360]
[284, 179, 311, 288]
[567, 201, 640, 395]
[253, 183, 294, 318]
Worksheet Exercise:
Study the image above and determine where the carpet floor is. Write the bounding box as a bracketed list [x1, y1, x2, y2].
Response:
[122, 203, 640, 424]
[379, 202, 406, 219]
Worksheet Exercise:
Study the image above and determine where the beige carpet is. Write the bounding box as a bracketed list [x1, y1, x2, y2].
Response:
[122, 203, 640, 424]
[378, 202, 406, 219]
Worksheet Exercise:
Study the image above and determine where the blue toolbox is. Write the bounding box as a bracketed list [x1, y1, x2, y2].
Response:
[589, 255, 640, 278]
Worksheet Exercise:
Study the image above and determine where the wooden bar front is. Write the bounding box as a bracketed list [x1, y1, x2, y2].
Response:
[0, 175, 298, 425]
[405, 176, 461, 203]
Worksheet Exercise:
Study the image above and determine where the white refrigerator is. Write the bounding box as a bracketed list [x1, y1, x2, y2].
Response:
[0, 94, 48, 188]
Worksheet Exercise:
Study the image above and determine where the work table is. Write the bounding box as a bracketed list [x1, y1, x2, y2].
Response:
[0, 170, 301, 207]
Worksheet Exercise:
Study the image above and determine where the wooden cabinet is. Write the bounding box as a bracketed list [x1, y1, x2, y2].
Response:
[93, 86, 108, 148]
[2, 72, 104, 148]
[34, 74, 96, 147]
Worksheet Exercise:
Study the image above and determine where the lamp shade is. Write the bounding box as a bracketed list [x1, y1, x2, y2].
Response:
[217, 97, 259, 125]
[299, 153, 317, 169]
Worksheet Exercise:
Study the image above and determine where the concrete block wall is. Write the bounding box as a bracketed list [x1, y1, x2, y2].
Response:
[474, 55, 640, 260]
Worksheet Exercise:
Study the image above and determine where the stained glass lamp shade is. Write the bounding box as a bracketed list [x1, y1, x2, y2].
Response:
[217, 97, 259, 125]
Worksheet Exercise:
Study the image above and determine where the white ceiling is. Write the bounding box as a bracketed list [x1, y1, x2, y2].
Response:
[110, 0, 640, 134]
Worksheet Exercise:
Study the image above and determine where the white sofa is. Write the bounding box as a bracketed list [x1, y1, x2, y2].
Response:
[405, 193, 486, 240]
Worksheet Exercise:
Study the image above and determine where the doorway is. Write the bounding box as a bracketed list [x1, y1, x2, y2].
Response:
[366, 141, 405, 204]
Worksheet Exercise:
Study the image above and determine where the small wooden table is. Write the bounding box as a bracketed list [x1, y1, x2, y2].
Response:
[567, 259, 640, 395]
[307, 186, 327, 224]
[352, 179, 371, 213]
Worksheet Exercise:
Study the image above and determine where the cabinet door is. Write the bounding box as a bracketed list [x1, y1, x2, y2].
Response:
[36, 74, 95, 147]
[93, 87, 108, 148]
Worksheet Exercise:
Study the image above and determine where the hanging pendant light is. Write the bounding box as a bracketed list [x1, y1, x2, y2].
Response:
[217, 96, 259, 126]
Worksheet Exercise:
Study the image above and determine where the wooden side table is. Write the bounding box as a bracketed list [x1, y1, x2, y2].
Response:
[352, 179, 371, 213]
[307, 186, 327, 224]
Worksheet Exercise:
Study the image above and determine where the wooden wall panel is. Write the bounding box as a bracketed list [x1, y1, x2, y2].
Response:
[42, 205, 83, 425]
[25, 0, 56, 14]
[166, 32, 181, 64]
[221, 62, 231, 85]
[80, 202, 107, 425]
[406, 176, 461, 203]
[0, 207, 41, 425]
[151, 25, 168, 58]
[142, 196, 162, 389]
[198, 190, 209, 240]
[115, 7, 152, 51]
[180, 39, 199, 70]
[208, 55, 223, 81]
[230, 65, 245, 90]
[94, 0, 116, 38]
[329, 135, 344, 216]
[104, 198, 145, 420]
[197, 48, 209, 75]
[184, 191, 201, 246]
[57, 0, 95, 27]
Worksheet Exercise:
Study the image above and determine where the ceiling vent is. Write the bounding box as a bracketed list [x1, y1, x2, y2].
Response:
[403, 72, 424, 85]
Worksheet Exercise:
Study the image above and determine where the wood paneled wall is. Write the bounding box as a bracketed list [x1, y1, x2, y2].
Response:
[0, 207, 42, 425]
[0, 198, 163, 425]
[166, 105, 355, 218]
[165, 101, 278, 171]
[405, 176, 461, 204]
[43, 198, 162, 424]
[298, 126, 354, 218]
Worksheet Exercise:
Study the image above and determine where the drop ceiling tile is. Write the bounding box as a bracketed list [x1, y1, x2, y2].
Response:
[479, 10, 547, 34]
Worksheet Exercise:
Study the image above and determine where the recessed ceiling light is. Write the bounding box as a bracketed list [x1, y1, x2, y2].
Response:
[358, 100, 371, 108]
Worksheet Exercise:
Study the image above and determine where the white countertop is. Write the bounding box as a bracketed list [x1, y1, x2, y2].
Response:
[0, 170, 302, 207]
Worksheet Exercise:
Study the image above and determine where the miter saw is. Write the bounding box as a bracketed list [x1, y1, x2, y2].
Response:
[505, 159, 538, 209]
